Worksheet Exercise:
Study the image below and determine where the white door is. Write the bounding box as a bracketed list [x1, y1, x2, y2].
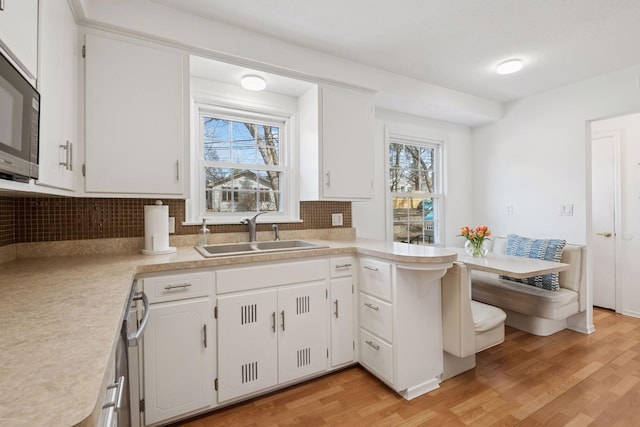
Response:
[278, 281, 328, 383]
[591, 132, 619, 310]
[330, 276, 354, 367]
[143, 298, 213, 425]
[217, 289, 278, 402]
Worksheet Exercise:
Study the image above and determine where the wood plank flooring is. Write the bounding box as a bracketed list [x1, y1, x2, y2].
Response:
[171, 308, 640, 426]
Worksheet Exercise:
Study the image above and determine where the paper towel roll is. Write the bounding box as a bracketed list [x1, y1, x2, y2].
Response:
[142, 202, 176, 255]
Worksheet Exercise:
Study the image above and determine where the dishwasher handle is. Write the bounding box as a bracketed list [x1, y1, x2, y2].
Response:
[127, 291, 149, 347]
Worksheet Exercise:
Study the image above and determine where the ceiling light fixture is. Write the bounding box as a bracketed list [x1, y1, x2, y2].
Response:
[240, 75, 266, 91]
[496, 59, 524, 75]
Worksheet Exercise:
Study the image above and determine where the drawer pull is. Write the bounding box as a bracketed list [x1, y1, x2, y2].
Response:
[363, 265, 379, 272]
[365, 340, 380, 351]
[103, 375, 125, 409]
[164, 283, 192, 290]
[335, 263, 352, 269]
[364, 302, 379, 311]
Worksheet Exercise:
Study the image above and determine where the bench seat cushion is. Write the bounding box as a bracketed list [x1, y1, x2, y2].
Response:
[471, 270, 579, 320]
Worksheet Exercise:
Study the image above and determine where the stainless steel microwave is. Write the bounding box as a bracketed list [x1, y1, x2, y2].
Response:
[0, 49, 40, 182]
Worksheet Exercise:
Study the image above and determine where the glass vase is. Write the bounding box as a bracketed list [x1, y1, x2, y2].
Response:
[464, 239, 489, 257]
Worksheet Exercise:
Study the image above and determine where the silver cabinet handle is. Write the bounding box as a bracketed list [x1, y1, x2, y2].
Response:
[164, 283, 191, 290]
[281, 310, 285, 331]
[271, 312, 276, 333]
[103, 375, 125, 409]
[365, 340, 380, 351]
[0, 0, 4, 11]
[325, 170, 330, 187]
[364, 302, 379, 311]
[335, 263, 352, 269]
[334, 300, 339, 318]
[127, 291, 149, 347]
[68, 142, 73, 171]
[176, 160, 180, 181]
[363, 265, 379, 272]
[59, 141, 72, 171]
[203, 324, 207, 348]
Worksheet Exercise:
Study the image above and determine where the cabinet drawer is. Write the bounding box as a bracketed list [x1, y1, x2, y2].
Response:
[331, 257, 354, 278]
[360, 329, 393, 384]
[359, 258, 392, 301]
[142, 271, 212, 303]
[359, 293, 392, 342]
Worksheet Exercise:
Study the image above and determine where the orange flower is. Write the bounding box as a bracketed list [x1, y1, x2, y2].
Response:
[485, 230, 492, 237]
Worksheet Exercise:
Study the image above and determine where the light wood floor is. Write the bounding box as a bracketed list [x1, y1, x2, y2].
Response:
[172, 308, 640, 426]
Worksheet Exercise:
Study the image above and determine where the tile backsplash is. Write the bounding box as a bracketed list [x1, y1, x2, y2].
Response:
[0, 196, 351, 247]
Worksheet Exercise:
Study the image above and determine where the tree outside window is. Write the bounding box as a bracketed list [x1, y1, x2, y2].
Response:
[388, 138, 442, 245]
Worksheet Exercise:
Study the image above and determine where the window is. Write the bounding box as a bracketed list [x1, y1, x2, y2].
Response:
[195, 106, 295, 222]
[388, 133, 443, 245]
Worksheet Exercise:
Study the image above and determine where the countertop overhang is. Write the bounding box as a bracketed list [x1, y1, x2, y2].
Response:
[0, 239, 456, 427]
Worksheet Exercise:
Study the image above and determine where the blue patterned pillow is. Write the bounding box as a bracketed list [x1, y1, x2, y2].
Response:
[500, 234, 566, 292]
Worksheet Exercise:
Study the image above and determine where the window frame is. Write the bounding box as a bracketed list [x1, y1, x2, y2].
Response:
[191, 103, 299, 224]
[385, 127, 445, 245]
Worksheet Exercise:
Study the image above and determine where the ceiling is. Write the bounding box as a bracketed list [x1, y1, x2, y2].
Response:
[149, 0, 640, 103]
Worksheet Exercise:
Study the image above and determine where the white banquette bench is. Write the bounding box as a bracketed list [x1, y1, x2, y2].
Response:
[441, 262, 506, 380]
[471, 236, 586, 336]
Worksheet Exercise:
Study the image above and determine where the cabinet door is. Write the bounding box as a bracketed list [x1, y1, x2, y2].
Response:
[36, 0, 77, 191]
[278, 281, 328, 383]
[84, 32, 187, 195]
[321, 85, 374, 199]
[330, 276, 354, 367]
[217, 289, 278, 402]
[0, 0, 38, 79]
[143, 298, 213, 425]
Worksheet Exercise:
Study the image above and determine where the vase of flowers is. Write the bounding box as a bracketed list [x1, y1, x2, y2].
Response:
[459, 225, 491, 257]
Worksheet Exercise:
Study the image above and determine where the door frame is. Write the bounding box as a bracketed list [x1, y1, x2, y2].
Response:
[590, 130, 623, 313]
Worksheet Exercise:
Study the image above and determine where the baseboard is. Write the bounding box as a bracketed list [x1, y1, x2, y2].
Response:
[397, 377, 440, 400]
[621, 309, 640, 319]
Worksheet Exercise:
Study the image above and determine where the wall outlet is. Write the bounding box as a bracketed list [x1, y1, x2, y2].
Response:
[506, 204, 514, 215]
[331, 213, 343, 227]
[559, 204, 574, 216]
[168, 217, 175, 233]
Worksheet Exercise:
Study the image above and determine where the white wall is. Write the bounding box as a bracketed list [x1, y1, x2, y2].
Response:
[353, 109, 473, 247]
[592, 113, 640, 317]
[472, 64, 640, 245]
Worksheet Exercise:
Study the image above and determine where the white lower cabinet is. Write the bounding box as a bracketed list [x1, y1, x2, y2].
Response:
[329, 257, 355, 367]
[217, 280, 328, 402]
[140, 272, 214, 426]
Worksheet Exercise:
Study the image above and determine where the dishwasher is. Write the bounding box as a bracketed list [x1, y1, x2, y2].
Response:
[120, 280, 150, 427]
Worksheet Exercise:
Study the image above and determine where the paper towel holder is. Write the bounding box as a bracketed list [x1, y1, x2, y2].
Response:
[142, 200, 177, 255]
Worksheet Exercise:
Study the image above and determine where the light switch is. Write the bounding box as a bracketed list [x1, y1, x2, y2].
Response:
[332, 213, 343, 227]
[506, 204, 514, 215]
[559, 204, 574, 216]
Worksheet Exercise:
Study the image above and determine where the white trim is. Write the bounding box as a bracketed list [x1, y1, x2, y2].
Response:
[187, 101, 299, 224]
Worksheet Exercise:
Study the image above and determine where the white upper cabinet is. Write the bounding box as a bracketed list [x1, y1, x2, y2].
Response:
[83, 32, 188, 196]
[0, 0, 39, 80]
[299, 84, 374, 200]
[36, 0, 78, 191]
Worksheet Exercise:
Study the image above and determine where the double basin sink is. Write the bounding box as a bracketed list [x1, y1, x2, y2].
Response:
[196, 240, 328, 258]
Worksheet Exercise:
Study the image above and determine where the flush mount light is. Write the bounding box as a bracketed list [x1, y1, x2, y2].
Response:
[240, 75, 266, 91]
[496, 59, 524, 75]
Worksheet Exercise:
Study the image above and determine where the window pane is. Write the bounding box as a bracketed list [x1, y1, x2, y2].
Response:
[203, 118, 230, 161]
[256, 125, 280, 166]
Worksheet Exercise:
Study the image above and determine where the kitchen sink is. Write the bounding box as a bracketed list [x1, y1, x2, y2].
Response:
[196, 240, 328, 258]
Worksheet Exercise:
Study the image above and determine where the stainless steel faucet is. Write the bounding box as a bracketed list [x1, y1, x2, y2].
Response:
[240, 211, 268, 242]
[272, 224, 280, 241]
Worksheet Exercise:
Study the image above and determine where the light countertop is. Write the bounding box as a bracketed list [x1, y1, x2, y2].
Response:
[0, 238, 456, 427]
